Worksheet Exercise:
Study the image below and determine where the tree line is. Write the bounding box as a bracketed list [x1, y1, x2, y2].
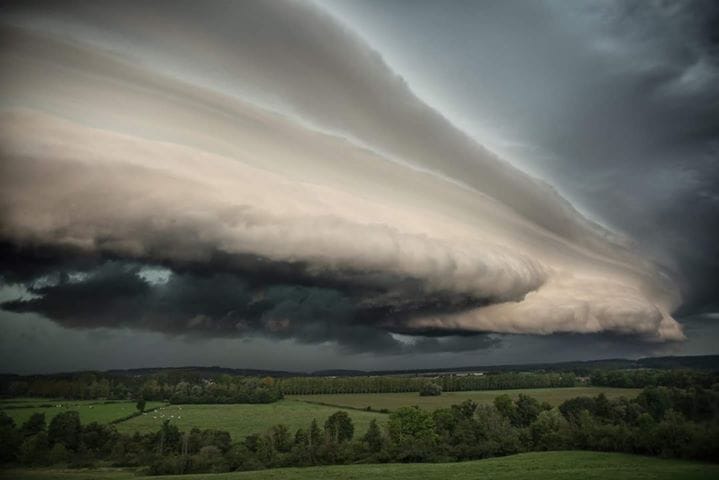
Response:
[2, 374, 283, 404]
[277, 372, 577, 395]
[2, 384, 717, 474]
[3, 368, 716, 403]
[589, 369, 718, 389]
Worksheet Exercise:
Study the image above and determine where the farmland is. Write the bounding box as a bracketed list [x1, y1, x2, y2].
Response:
[0, 400, 166, 426]
[1, 388, 642, 440]
[290, 386, 642, 411]
[2, 451, 717, 480]
[114, 399, 387, 439]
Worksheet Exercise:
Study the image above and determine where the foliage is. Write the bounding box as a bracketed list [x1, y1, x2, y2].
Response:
[323, 411, 354, 443]
[419, 382, 442, 396]
[48, 411, 82, 451]
[279, 372, 577, 395]
[1, 373, 283, 405]
[1, 383, 718, 475]
[291, 387, 641, 411]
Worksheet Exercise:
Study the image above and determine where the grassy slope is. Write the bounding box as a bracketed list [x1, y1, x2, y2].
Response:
[289, 387, 642, 411]
[3, 452, 717, 480]
[115, 400, 387, 439]
[1, 401, 166, 426]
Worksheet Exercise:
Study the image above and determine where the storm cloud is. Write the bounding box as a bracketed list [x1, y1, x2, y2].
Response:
[1, 0, 712, 361]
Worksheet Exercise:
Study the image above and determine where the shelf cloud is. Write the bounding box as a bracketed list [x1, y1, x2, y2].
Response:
[0, 0, 691, 354]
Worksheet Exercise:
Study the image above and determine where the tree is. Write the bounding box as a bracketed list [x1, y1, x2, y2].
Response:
[387, 406, 437, 462]
[514, 394, 543, 427]
[494, 394, 515, 421]
[48, 411, 82, 451]
[157, 420, 181, 455]
[0, 412, 21, 463]
[388, 406, 436, 444]
[453, 399, 478, 419]
[256, 435, 276, 466]
[21, 413, 46, 438]
[324, 411, 354, 443]
[293, 428, 308, 447]
[270, 424, 292, 452]
[637, 387, 672, 420]
[308, 418, 323, 462]
[48, 443, 71, 465]
[19, 432, 49, 465]
[82, 422, 117, 456]
[474, 405, 521, 456]
[136, 398, 146, 413]
[363, 419, 383, 453]
[530, 409, 570, 450]
[419, 381, 442, 396]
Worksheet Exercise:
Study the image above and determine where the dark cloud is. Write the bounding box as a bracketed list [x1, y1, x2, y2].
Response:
[1, 0, 717, 372]
[1, 257, 497, 354]
[325, 0, 719, 319]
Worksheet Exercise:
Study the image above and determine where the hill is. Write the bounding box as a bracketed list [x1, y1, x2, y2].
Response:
[2, 354, 717, 380]
[2, 451, 717, 480]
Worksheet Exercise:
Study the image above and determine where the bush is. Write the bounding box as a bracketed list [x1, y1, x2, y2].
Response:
[419, 382, 442, 396]
[49, 443, 71, 465]
[19, 432, 49, 465]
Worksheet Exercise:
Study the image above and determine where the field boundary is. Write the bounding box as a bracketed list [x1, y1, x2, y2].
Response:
[109, 403, 169, 425]
[0, 399, 144, 410]
[291, 398, 392, 413]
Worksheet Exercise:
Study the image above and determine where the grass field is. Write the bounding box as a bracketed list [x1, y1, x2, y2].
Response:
[289, 387, 642, 412]
[0, 398, 128, 408]
[115, 400, 387, 440]
[2, 451, 717, 480]
[0, 401, 166, 426]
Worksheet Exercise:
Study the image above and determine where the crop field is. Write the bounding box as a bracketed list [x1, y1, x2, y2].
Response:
[290, 387, 642, 411]
[115, 399, 387, 440]
[0, 400, 166, 426]
[3, 451, 717, 480]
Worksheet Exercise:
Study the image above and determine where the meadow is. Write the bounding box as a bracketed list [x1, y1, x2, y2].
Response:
[114, 399, 387, 439]
[289, 386, 642, 411]
[1, 387, 640, 439]
[0, 400, 166, 426]
[2, 451, 717, 480]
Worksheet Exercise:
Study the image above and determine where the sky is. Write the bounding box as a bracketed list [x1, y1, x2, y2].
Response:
[0, 0, 717, 374]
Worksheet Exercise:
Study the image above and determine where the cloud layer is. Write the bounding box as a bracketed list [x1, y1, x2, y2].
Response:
[0, 0, 686, 352]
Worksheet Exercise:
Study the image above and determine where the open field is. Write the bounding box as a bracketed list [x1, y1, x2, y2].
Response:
[0, 401, 166, 426]
[0, 398, 54, 407]
[115, 400, 387, 439]
[0, 398, 132, 408]
[289, 386, 642, 411]
[3, 451, 717, 480]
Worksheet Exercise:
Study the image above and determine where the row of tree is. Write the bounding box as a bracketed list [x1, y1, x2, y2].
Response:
[277, 372, 577, 395]
[3, 368, 716, 403]
[589, 369, 718, 389]
[1, 374, 283, 404]
[2, 384, 717, 474]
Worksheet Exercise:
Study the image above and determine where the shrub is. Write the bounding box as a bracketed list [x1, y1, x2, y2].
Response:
[419, 382, 442, 396]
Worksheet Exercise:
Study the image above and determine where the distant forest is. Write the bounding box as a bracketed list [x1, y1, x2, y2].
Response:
[1, 360, 717, 404]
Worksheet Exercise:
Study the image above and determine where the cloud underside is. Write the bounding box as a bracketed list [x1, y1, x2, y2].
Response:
[0, 1, 685, 352]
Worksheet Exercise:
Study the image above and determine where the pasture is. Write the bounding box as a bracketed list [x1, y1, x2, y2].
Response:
[2, 451, 717, 480]
[290, 386, 642, 411]
[0, 400, 166, 426]
[115, 400, 387, 439]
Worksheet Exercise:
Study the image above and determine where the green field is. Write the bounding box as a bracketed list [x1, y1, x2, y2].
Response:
[3, 451, 717, 480]
[115, 400, 387, 439]
[1, 401, 166, 426]
[0, 398, 127, 408]
[289, 387, 642, 412]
